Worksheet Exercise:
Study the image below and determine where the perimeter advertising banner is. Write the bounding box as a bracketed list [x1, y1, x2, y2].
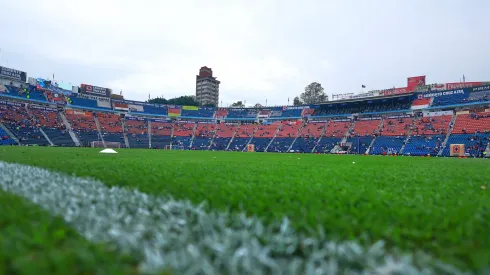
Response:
[0, 66, 27, 82]
[80, 84, 111, 97]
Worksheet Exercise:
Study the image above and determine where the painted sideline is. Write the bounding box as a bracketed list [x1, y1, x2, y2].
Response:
[0, 161, 467, 275]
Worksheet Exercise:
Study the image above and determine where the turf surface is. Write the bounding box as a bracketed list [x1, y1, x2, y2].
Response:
[0, 190, 138, 275]
[1, 147, 489, 272]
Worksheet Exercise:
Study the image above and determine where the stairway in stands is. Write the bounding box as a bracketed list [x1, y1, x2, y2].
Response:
[438, 113, 457, 156]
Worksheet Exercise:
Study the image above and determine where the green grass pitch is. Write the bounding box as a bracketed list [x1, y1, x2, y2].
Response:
[1, 146, 489, 273]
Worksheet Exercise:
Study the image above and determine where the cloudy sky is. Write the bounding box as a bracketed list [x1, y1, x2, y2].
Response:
[1, 0, 489, 106]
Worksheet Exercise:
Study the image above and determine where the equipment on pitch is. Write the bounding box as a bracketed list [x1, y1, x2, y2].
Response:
[450, 144, 465, 157]
[247, 144, 255, 152]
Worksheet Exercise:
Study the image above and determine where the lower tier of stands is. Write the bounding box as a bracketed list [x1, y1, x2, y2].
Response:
[192, 137, 211, 150]
[210, 137, 230, 151]
[403, 135, 443, 156]
[0, 128, 15, 145]
[43, 128, 75, 146]
[440, 134, 490, 157]
[370, 136, 406, 155]
[228, 137, 250, 152]
[128, 134, 149, 149]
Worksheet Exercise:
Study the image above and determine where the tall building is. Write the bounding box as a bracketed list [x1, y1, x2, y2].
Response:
[196, 66, 220, 106]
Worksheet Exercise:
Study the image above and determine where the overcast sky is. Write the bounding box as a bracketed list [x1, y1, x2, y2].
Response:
[1, 0, 489, 106]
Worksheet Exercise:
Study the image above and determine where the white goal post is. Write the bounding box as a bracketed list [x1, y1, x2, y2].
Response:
[91, 141, 121, 148]
[164, 145, 185, 150]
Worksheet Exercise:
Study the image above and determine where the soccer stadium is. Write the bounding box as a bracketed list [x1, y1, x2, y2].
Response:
[2, 1, 490, 274]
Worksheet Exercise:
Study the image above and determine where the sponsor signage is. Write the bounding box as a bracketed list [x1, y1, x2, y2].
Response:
[407, 76, 426, 88]
[80, 84, 111, 97]
[446, 82, 482, 90]
[419, 89, 467, 99]
[0, 66, 27, 82]
[472, 85, 490, 92]
[0, 100, 23, 107]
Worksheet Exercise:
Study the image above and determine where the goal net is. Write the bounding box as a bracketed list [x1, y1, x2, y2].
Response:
[91, 141, 121, 148]
[164, 145, 185, 150]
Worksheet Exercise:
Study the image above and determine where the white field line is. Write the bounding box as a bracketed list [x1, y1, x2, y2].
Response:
[0, 161, 467, 275]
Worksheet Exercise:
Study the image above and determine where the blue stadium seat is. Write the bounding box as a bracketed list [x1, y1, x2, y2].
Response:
[403, 135, 443, 156]
[370, 136, 405, 155]
[441, 134, 490, 157]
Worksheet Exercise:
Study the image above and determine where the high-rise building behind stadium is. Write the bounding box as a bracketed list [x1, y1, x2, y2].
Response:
[196, 66, 220, 106]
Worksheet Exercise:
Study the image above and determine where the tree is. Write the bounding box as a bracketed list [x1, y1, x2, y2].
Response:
[203, 103, 216, 107]
[254, 103, 262, 108]
[293, 96, 303, 106]
[230, 101, 245, 108]
[300, 82, 327, 104]
[148, 95, 199, 106]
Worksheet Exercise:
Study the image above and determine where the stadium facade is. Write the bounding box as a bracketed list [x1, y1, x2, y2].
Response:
[1, 65, 490, 157]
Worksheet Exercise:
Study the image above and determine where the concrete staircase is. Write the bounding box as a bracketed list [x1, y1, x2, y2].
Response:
[225, 124, 240, 151]
[24, 106, 54, 146]
[148, 120, 152, 149]
[188, 122, 199, 149]
[341, 120, 356, 144]
[93, 116, 106, 148]
[59, 112, 81, 146]
[287, 121, 306, 152]
[438, 113, 457, 156]
[121, 118, 130, 148]
[0, 122, 20, 145]
[39, 128, 54, 146]
[311, 121, 330, 153]
[365, 119, 384, 154]
[207, 122, 219, 150]
[264, 123, 282, 152]
[399, 129, 413, 155]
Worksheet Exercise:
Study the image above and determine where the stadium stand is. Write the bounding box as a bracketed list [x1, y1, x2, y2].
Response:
[227, 109, 258, 119]
[324, 121, 350, 138]
[403, 135, 443, 156]
[350, 119, 381, 137]
[228, 123, 257, 151]
[0, 127, 15, 145]
[370, 136, 406, 155]
[29, 107, 74, 146]
[290, 121, 326, 153]
[0, 104, 50, 145]
[3, 68, 490, 159]
[181, 109, 214, 118]
[268, 121, 302, 152]
[65, 111, 100, 147]
[192, 122, 216, 150]
[173, 121, 195, 149]
[210, 123, 237, 150]
[97, 113, 124, 145]
[379, 117, 412, 136]
[150, 120, 172, 149]
[248, 122, 279, 152]
[125, 118, 149, 148]
[313, 97, 412, 116]
[411, 115, 451, 136]
[347, 136, 374, 154]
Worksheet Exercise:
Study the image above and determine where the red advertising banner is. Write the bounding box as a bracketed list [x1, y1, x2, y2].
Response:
[379, 87, 413, 96]
[407, 76, 426, 88]
[446, 82, 482, 90]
